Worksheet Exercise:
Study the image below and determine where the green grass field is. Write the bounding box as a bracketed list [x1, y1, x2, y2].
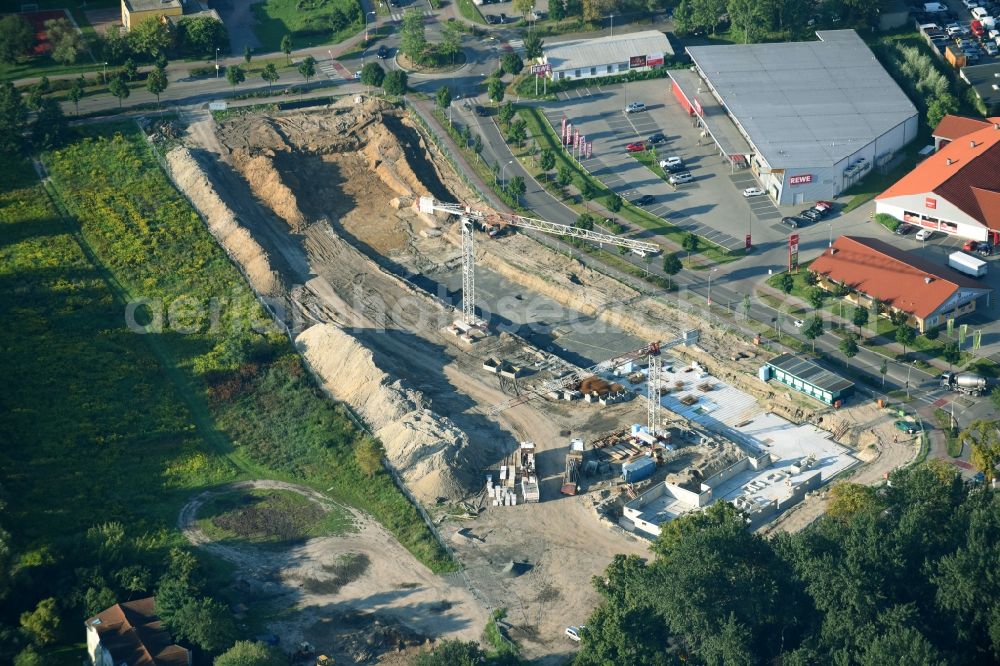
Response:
[251, 0, 364, 52]
[37, 123, 453, 573]
[195, 488, 355, 545]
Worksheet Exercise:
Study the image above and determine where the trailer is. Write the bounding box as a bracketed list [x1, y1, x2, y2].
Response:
[561, 451, 583, 496]
[948, 251, 987, 278]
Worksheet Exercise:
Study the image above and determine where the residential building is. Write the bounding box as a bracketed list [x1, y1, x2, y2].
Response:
[677, 30, 919, 204]
[86, 597, 190, 666]
[876, 115, 1000, 243]
[808, 236, 992, 332]
[121, 0, 182, 31]
[541, 30, 673, 82]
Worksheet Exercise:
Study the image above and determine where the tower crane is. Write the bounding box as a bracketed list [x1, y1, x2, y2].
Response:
[416, 196, 659, 327]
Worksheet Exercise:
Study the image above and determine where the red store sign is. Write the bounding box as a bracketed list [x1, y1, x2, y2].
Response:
[925, 196, 937, 209]
[788, 174, 813, 186]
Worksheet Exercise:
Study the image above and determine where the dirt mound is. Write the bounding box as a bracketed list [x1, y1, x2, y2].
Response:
[362, 122, 431, 199]
[231, 150, 308, 232]
[165, 147, 283, 297]
[295, 323, 478, 502]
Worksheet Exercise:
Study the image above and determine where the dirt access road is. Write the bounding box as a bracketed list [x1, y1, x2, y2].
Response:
[179, 480, 486, 659]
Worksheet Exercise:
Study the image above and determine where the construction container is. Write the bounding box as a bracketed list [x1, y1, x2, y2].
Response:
[621, 456, 656, 483]
[758, 365, 771, 382]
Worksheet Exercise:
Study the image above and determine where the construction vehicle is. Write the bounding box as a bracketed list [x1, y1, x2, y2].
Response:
[561, 451, 583, 495]
[940, 371, 987, 396]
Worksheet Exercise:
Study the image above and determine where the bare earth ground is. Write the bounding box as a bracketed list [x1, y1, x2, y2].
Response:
[168, 99, 919, 662]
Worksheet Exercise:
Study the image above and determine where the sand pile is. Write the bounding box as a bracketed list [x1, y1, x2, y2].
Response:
[232, 150, 307, 232]
[296, 323, 476, 502]
[362, 122, 431, 199]
[166, 147, 283, 297]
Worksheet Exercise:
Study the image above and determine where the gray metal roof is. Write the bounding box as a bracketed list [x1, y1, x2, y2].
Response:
[686, 30, 917, 170]
[766, 353, 854, 394]
[960, 61, 1000, 109]
[125, 0, 181, 12]
[543, 30, 673, 72]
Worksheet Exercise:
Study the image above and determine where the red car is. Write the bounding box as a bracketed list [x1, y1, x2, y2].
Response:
[963, 240, 979, 252]
[814, 200, 833, 210]
[626, 142, 645, 152]
[971, 20, 985, 38]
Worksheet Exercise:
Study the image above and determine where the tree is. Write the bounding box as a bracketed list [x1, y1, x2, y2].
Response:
[0, 15, 33, 64]
[412, 640, 486, 666]
[575, 213, 595, 230]
[45, 17, 84, 64]
[498, 100, 515, 126]
[501, 51, 524, 75]
[243, 44, 252, 64]
[215, 641, 286, 666]
[727, 0, 770, 43]
[556, 164, 572, 187]
[682, 232, 699, 256]
[146, 67, 168, 105]
[523, 32, 543, 59]
[355, 437, 383, 478]
[662, 253, 682, 289]
[127, 17, 172, 58]
[506, 117, 527, 146]
[13, 647, 44, 666]
[400, 8, 427, 62]
[488, 77, 505, 104]
[802, 315, 824, 352]
[472, 133, 483, 161]
[101, 25, 129, 65]
[506, 175, 526, 200]
[383, 70, 408, 95]
[280, 34, 293, 64]
[439, 20, 462, 64]
[26, 79, 46, 112]
[513, 0, 535, 19]
[31, 98, 68, 150]
[927, 93, 959, 130]
[436, 85, 452, 109]
[803, 270, 818, 286]
[360, 61, 383, 88]
[155, 52, 168, 70]
[889, 308, 909, 327]
[108, 73, 130, 109]
[807, 286, 826, 310]
[122, 57, 138, 82]
[777, 272, 794, 294]
[943, 341, 961, 368]
[539, 148, 555, 176]
[297, 56, 316, 83]
[852, 306, 869, 335]
[176, 16, 227, 57]
[550, 0, 566, 21]
[168, 597, 237, 654]
[606, 193, 622, 213]
[840, 333, 859, 366]
[895, 325, 916, 356]
[958, 420, 1000, 481]
[226, 64, 246, 93]
[68, 75, 86, 115]
[19, 598, 60, 646]
[261, 62, 280, 90]
[580, 178, 597, 201]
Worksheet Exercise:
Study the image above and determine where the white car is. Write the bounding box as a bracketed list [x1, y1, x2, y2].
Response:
[659, 156, 683, 168]
[915, 228, 934, 241]
[794, 319, 804, 328]
[743, 187, 765, 197]
[972, 7, 989, 21]
[625, 102, 646, 114]
[565, 626, 584, 642]
[963, 0, 978, 8]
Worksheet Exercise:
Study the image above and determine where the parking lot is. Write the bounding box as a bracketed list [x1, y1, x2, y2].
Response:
[537, 78, 797, 251]
[476, 0, 548, 25]
[917, 0, 1000, 65]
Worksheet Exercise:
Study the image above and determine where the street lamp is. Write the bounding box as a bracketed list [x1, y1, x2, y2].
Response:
[102, 61, 108, 84]
[215, 48, 220, 78]
[606, 12, 616, 36]
[829, 222, 833, 248]
[365, 10, 377, 41]
[707, 267, 718, 306]
[501, 159, 513, 189]
[905, 360, 915, 400]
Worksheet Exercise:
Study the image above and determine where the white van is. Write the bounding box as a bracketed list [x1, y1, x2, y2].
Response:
[924, 2, 947, 11]
[972, 6, 989, 20]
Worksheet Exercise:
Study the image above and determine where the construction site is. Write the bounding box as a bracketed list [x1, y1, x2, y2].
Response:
[161, 96, 920, 662]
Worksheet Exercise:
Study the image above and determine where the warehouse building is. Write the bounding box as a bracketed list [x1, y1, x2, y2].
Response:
[876, 115, 1000, 243]
[541, 30, 673, 82]
[121, 0, 181, 30]
[762, 354, 854, 406]
[809, 236, 993, 332]
[679, 30, 919, 205]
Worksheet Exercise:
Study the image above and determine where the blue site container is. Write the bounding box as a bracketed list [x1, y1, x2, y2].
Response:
[622, 456, 656, 483]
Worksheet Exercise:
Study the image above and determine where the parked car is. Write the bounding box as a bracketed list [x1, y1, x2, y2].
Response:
[665, 162, 687, 173]
[486, 14, 501, 23]
[743, 186, 765, 197]
[814, 200, 834, 211]
[670, 172, 695, 184]
[894, 420, 919, 434]
[625, 101, 646, 114]
[963, 0, 979, 8]
[915, 228, 934, 241]
[633, 194, 656, 206]
[498, 12, 511, 22]
[800, 208, 823, 221]
[565, 626, 584, 642]
[474, 105, 488, 116]
[973, 6, 990, 21]
[781, 216, 803, 228]
[894, 222, 914, 235]
[793, 319, 805, 328]
[626, 141, 645, 152]
[659, 156, 682, 167]
[972, 19, 985, 36]
[985, 41, 999, 54]
[647, 132, 666, 144]
[376, 45, 389, 59]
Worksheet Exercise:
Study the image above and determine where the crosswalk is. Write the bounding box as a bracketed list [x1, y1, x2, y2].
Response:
[319, 59, 356, 81]
[390, 9, 434, 20]
[504, 38, 524, 54]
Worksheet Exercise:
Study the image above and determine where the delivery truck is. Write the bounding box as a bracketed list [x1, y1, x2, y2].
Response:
[948, 251, 988, 278]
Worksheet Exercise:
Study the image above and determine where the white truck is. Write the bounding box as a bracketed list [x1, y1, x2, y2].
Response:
[948, 251, 988, 278]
